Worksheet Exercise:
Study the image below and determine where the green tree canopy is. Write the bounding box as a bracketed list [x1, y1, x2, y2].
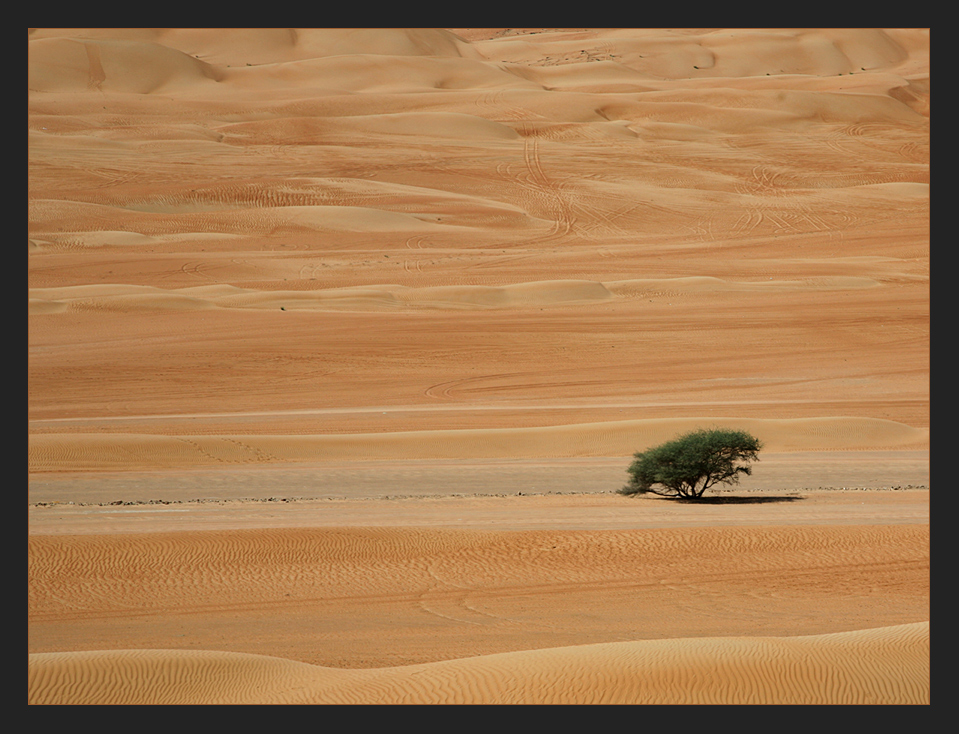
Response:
[619, 428, 763, 499]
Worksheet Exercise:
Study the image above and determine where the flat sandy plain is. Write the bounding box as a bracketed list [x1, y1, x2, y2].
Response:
[28, 29, 929, 704]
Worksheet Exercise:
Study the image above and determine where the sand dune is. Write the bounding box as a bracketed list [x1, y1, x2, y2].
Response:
[29, 28, 928, 704]
[28, 621, 929, 705]
[27, 29, 483, 88]
[220, 55, 539, 96]
[160, 27, 485, 64]
[27, 37, 223, 94]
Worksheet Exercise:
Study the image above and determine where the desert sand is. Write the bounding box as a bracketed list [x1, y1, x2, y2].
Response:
[28, 28, 928, 704]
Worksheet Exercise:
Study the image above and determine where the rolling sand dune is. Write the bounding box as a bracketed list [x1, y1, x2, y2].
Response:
[29, 28, 928, 704]
[29, 622, 929, 705]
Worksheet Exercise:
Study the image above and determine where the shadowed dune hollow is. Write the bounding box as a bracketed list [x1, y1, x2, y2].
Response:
[29, 28, 928, 704]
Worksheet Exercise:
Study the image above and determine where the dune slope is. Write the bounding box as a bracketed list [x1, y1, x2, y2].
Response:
[29, 621, 928, 705]
[29, 28, 928, 450]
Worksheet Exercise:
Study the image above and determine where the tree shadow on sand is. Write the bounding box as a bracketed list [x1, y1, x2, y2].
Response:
[668, 495, 805, 505]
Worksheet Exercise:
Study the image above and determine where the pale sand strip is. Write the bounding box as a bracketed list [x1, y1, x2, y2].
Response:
[28, 417, 928, 473]
[27, 275, 883, 314]
[27, 449, 929, 509]
[27, 490, 931, 536]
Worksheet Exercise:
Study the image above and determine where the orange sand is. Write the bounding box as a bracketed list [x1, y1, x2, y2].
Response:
[29, 28, 928, 704]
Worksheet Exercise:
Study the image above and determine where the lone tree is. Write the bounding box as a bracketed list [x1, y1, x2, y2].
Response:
[619, 428, 762, 499]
